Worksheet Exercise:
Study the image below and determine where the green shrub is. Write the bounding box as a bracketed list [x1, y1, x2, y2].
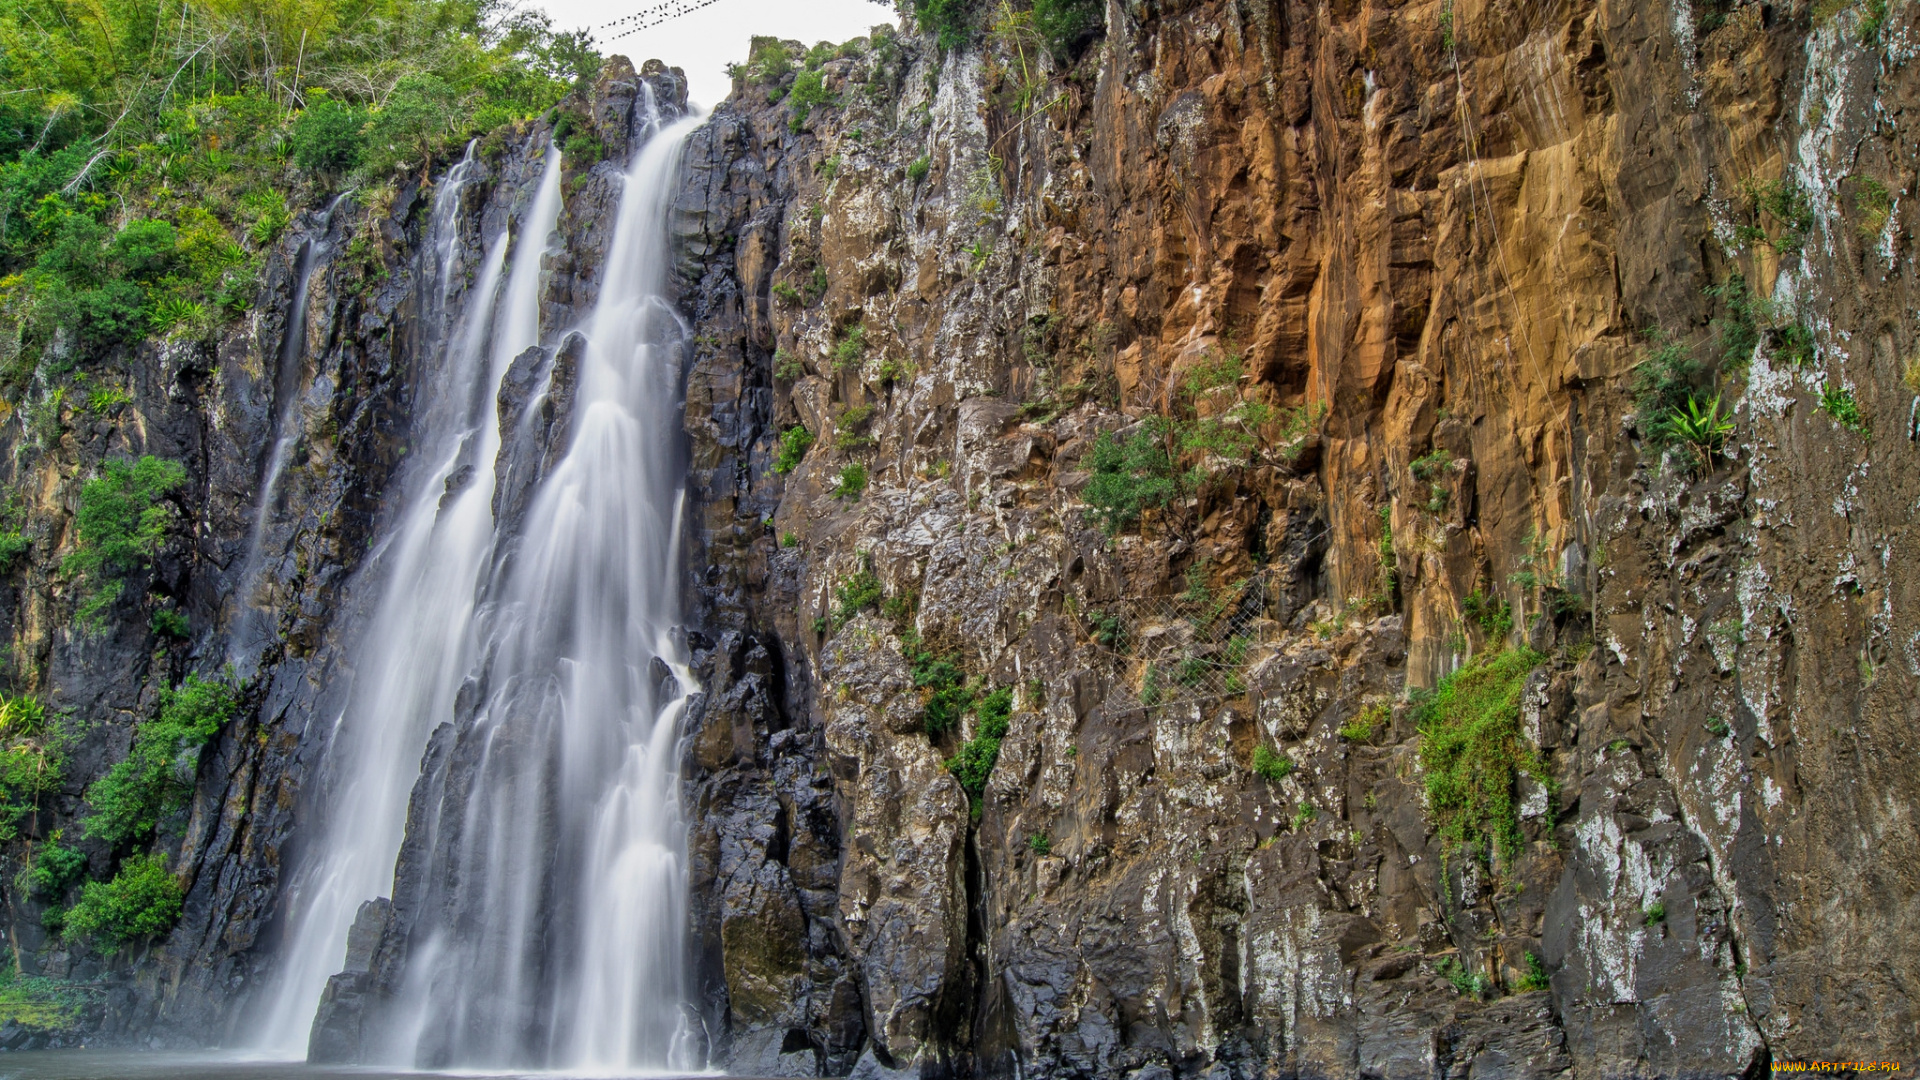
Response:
[834, 565, 883, 623]
[1633, 336, 1702, 453]
[1083, 421, 1186, 535]
[62, 853, 183, 949]
[1415, 648, 1547, 862]
[149, 608, 189, 639]
[0, 964, 90, 1030]
[788, 69, 836, 131]
[946, 693, 1011, 796]
[1643, 902, 1666, 926]
[1462, 589, 1512, 640]
[0, 531, 27, 572]
[84, 673, 239, 847]
[1435, 955, 1491, 998]
[24, 838, 86, 898]
[561, 132, 604, 167]
[1516, 952, 1550, 992]
[773, 426, 814, 474]
[1771, 322, 1816, 367]
[1737, 177, 1814, 256]
[0, 708, 65, 843]
[1027, 832, 1051, 855]
[1251, 745, 1293, 781]
[832, 323, 866, 370]
[908, 155, 931, 183]
[773, 349, 804, 379]
[290, 93, 367, 174]
[1819, 382, 1866, 432]
[915, 0, 978, 49]
[832, 462, 868, 499]
[1409, 449, 1454, 482]
[772, 280, 803, 306]
[1290, 802, 1318, 830]
[360, 74, 462, 178]
[61, 456, 187, 628]
[1087, 610, 1128, 653]
[1032, 0, 1105, 59]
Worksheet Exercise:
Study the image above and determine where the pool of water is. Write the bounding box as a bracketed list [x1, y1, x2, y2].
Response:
[0, 1050, 722, 1080]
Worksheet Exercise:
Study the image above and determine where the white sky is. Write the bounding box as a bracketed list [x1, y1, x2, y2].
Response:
[542, 0, 904, 110]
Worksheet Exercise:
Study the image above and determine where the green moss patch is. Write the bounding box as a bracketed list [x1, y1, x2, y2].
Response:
[1416, 648, 1548, 861]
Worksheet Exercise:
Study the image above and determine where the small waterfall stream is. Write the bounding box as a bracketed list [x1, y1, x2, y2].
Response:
[228, 192, 348, 669]
[254, 146, 565, 1053]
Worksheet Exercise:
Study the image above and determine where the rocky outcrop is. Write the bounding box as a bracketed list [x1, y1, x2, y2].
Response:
[671, 1, 1920, 1076]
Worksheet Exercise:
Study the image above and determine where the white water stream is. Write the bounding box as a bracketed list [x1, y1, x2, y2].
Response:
[255, 88, 707, 1073]
[254, 145, 563, 1052]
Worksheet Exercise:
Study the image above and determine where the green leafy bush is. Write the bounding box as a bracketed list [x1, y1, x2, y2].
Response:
[62, 853, 183, 949]
[1027, 832, 1051, 855]
[1415, 648, 1547, 862]
[24, 838, 86, 898]
[1083, 421, 1186, 535]
[1435, 955, 1492, 998]
[1819, 383, 1867, 432]
[0, 704, 65, 844]
[84, 674, 239, 847]
[832, 462, 868, 499]
[1032, 0, 1105, 59]
[834, 565, 883, 623]
[1516, 952, 1551, 992]
[915, 0, 978, 50]
[1462, 589, 1512, 640]
[61, 456, 187, 627]
[788, 70, 836, 131]
[773, 426, 814, 474]
[1251, 745, 1293, 781]
[290, 93, 367, 174]
[908, 155, 931, 183]
[946, 689, 1012, 796]
[773, 349, 804, 379]
[149, 608, 189, 640]
[832, 323, 866, 370]
[1668, 394, 1736, 466]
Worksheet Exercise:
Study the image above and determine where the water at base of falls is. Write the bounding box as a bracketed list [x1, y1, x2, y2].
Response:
[0, 1048, 721, 1080]
[251, 83, 709, 1074]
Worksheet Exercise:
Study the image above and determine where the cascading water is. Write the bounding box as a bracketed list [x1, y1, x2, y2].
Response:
[228, 192, 348, 669]
[253, 145, 565, 1053]
[378, 88, 706, 1074]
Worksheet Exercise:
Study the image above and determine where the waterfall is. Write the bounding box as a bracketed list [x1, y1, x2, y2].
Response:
[379, 89, 707, 1073]
[252, 144, 565, 1053]
[228, 191, 348, 670]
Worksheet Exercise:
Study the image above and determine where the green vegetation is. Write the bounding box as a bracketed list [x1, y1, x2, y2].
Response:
[1290, 802, 1317, 830]
[772, 281, 803, 306]
[780, 531, 800, 549]
[23, 837, 86, 898]
[1667, 394, 1736, 466]
[1026, 831, 1051, 855]
[0, 696, 65, 844]
[150, 608, 190, 640]
[908, 155, 931, 184]
[1643, 901, 1667, 926]
[1819, 382, 1867, 432]
[1516, 952, 1551, 992]
[832, 323, 867, 371]
[1705, 716, 1731, 738]
[834, 404, 875, 450]
[84, 673, 239, 847]
[1087, 609, 1128, 653]
[914, 0, 977, 50]
[1410, 449, 1453, 511]
[1341, 702, 1389, 743]
[1850, 175, 1893, 236]
[1083, 421, 1186, 535]
[62, 853, 183, 949]
[833, 563, 883, 624]
[1251, 745, 1293, 782]
[1737, 177, 1815, 256]
[61, 456, 186, 627]
[773, 426, 814, 474]
[946, 687, 1012, 796]
[788, 69, 836, 132]
[0, 0, 597, 395]
[1415, 648, 1547, 863]
[773, 349, 804, 380]
[832, 462, 868, 500]
[1813, 0, 1889, 40]
[0, 964, 93, 1030]
[1031, 0, 1105, 60]
[1435, 955, 1491, 998]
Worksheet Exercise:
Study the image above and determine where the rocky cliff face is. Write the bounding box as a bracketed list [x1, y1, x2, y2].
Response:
[4, 0, 1915, 1075]
[670, 0, 1920, 1075]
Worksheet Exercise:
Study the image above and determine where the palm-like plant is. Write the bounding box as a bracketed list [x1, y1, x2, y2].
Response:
[1668, 394, 1736, 469]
